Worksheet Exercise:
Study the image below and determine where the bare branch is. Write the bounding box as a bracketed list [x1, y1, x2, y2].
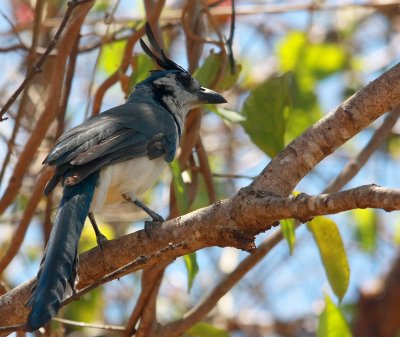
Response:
[91, 0, 166, 115]
[0, 44, 27, 52]
[252, 62, 400, 194]
[53, 318, 125, 331]
[1, 183, 400, 329]
[0, 168, 53, 273]
[124, 264, 167, 336]
[0, 0, 94, 215]
[0, 0, 45, 186]
[324, 106, 400, 193]
[0, 0, 93, 122]
[160, 230, 284, 337]
[135, 264, 166, 337]
[0, 10, 27, 50]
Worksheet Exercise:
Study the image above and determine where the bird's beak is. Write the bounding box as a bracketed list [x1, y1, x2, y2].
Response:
[197, 87, 227, 104]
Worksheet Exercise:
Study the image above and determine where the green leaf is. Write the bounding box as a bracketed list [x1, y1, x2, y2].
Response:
[281, 218, 296, 255]
[16, 194, 29, 211]
[183, 253, 199, 293]
[99, 40, 126, 74]
[317, 295, 353, 337]
[186, 322, 230, 337]
[130, 54, 154, 88]
[285, 87, 322, 142]
[194, 50, 240, 91]
[351, 209, 377, 252]
[278, 31, 307, 72]
[240, 73, 292, 157]
[387, 134, 400, 158]
[277, 31, 346, 142]
[65, 288, 104, 324]
[93, 0, 111, 12]
[394, 217, 400, 245]
[305, 43, 347, 79]
[207, 105, 245, 123]
[218, 63, 242, 91]
[80, 218, 114, 251]
[216, 108, 245, 123]
[278, 31, 347, 78]
[194, 51, 221, 88]
[307, 216, 350, 301]
[170, 160, 189, 214]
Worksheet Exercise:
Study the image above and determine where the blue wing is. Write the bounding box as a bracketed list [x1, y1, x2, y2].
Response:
[44, 101, 179, 194]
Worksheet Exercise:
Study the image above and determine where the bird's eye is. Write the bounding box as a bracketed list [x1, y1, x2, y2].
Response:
[178, 73, 192, 88]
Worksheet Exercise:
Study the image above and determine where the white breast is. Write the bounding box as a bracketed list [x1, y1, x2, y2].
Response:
[90, 157, 167, 212]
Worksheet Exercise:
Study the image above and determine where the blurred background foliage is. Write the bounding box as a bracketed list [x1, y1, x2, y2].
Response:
[0, 0, 400, 336]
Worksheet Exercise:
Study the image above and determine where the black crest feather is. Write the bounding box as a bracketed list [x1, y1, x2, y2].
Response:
[140, 23, 187, 73]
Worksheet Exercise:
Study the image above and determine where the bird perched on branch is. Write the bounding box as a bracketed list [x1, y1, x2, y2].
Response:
[26, 23, 227, 331]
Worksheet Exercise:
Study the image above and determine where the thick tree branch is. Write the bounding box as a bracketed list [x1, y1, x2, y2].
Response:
[1, 183, 400, 329]
[252, 62, 400, 194]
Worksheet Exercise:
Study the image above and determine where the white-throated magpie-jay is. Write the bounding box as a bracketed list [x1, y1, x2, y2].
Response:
[26, 23, 226, 330]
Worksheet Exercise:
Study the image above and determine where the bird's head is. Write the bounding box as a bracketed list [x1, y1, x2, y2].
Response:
[133, 23, 226, 116]
[137, 69, 226, 113]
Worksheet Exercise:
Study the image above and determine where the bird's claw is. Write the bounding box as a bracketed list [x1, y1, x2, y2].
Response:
[144, 217, 164, 238]
[96, 233, 108, 250]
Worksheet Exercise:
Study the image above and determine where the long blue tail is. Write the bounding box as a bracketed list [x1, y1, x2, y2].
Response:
[26, 172, 99, 330]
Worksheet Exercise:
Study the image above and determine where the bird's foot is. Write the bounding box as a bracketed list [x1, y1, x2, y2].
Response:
[88, 212, 108, 249]
[96, 233, 108, 250]
[144, 215, 164, 238]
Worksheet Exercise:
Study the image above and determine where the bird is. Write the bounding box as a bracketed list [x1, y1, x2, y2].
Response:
[25, 23, 227, 331]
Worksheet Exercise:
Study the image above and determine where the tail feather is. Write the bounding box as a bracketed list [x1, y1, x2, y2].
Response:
[26, 172, 99, 330]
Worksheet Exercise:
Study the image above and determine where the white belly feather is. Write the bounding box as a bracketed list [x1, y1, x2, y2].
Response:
[90, 157, 167, 212]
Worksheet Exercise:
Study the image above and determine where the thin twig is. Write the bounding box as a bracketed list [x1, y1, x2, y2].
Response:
[0, 44, 27, 52]
[83, 0, 123, 118]
[53, 318, 125, 331]
[39, 1, 400, 28]
[124, 264, 167, 336]
[324, 106, 400, 193]
[62, 242, 186, 308]
[78, 32, 131, 53]
[134, 264, 166, 337]
[0, 0, 94, 215]
[91, 0, 166, 115]
[212, 172, 256, 180]
[0, 168, 53, 273]
[0, 0, 91, 122]
[0, 0, 45, 186]
[195, 138, 217, 204]
[4, 0, 399, 37]
[123, 279, 152, 335]
[0, 323, 26, 333]
[0, 10, 27, 49]
[160, 231, 284, 337]
[226, 0, 236, 74]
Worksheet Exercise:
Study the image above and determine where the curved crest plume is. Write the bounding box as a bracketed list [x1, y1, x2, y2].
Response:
[140, 23, 187, 73]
